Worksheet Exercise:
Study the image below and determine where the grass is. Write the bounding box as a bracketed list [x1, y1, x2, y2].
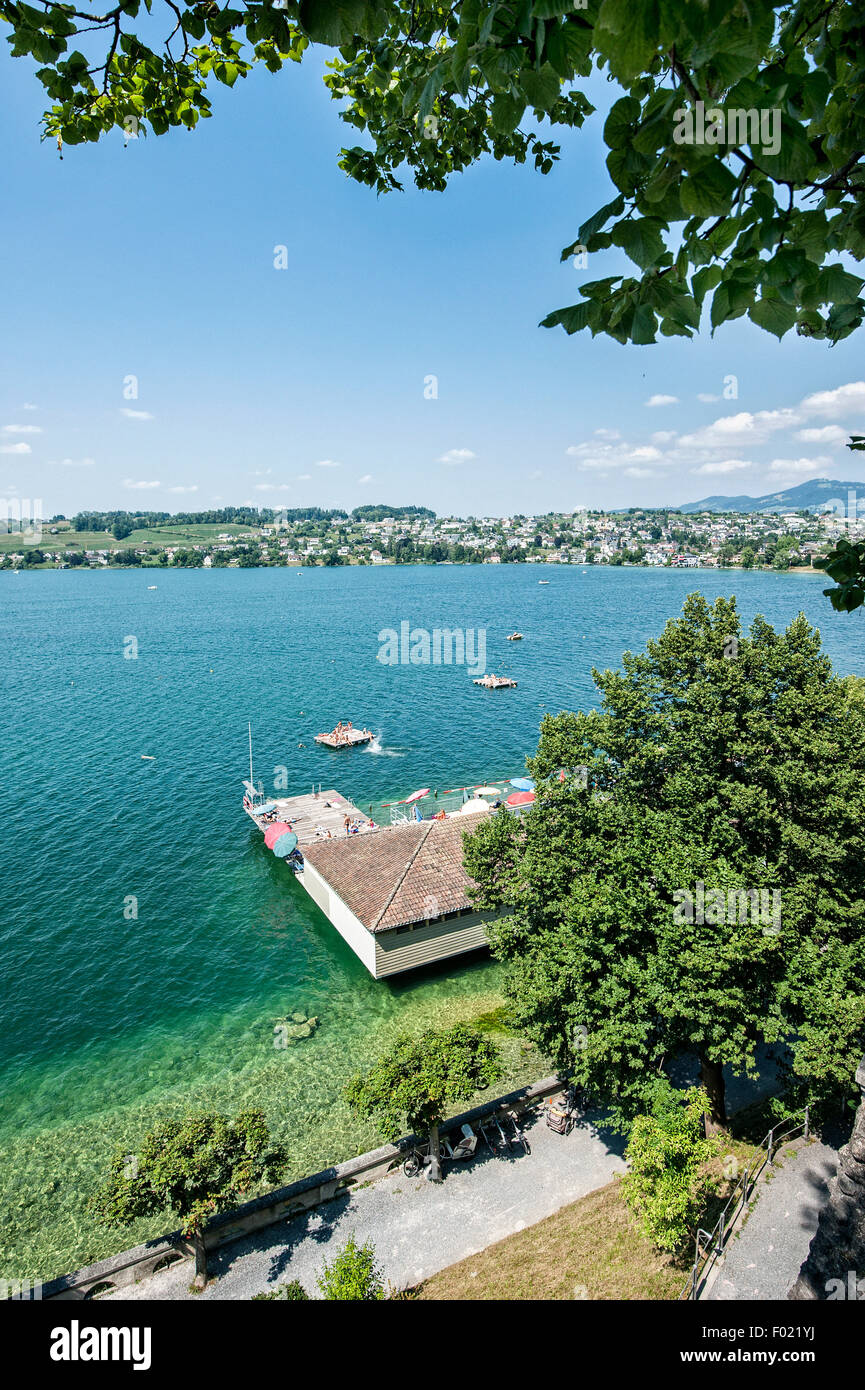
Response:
[410, 1178, 682, 1301]
[0, 522, 257, 554]
[407, 1136, 759, 1301]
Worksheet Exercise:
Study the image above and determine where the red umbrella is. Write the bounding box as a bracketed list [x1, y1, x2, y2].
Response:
[402, 788, 430, 803]
[264, 821, 293, 848]
[506, 790, 536, 807]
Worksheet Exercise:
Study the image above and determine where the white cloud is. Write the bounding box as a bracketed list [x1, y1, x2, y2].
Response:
[296, 474, 311, 481]
[315, 458, 341, 468]
[593, 428, 621, 441]
[0, 442, 31, 455]
[438, 448, 476, 465]
[624, 467, 657, 478]
[795, 425, 848, 446]
[691, 459, 755, 476]
[55, 457, 96, 468]
[799, 381, 865, 419]
[124, 479, 161, 489]
[22, 403, 37, 411]
[358, 474, 373, 484]
[2, 423, 41, 434]
[697, 393, 720, 403]
[250, 468, 272, 477]
[645, 394, 679, 407]
[168, 485, 198, 494]
[767, 456, 833, 475]
[651, 431, 677, 445]
[254, 483, 292, 493]
[120, 408, 154, 420]
[567, 440, 664, 471]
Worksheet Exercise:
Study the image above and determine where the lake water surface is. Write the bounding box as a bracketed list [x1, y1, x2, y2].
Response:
[1, 564, 862, 1278]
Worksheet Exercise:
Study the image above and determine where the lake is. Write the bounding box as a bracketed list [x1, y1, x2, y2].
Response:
[1, 563, 862, 1279]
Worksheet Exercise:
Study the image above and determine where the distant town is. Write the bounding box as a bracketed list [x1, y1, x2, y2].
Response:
[1, 498, 861, 572]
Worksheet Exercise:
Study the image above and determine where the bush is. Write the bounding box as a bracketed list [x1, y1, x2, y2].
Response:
[621, 1085, 714, 1254]
[253, 1280, 309, 1301]
[317, 1235, 384, 1301]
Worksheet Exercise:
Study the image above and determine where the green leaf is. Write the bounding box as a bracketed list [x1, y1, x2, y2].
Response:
[612, 217, 666, 270]
[679, 160, 738, 218]
[630, 302, 658, 344]
[749, 296, 797, 339]
[491, 94, 526, 134]
[818, 265, 865, 306]
[520, 62, 561, 112]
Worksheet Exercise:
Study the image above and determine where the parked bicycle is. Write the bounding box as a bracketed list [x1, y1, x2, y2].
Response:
[506, 1109, 531, 1155]
[403, 1124, 479, 1176]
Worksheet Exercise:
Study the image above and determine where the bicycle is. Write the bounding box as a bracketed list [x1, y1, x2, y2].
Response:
[402, 1139, 445, 1177]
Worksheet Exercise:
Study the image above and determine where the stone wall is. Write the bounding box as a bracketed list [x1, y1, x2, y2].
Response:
[788, 1057, 865, 1300]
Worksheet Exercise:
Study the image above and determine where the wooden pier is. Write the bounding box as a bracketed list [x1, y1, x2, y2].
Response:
[244, 789, 375, 847]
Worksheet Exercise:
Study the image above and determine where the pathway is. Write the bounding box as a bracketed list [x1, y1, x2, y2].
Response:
[706, 1140, 838, 1301]
[107, 1108, 627, 1300]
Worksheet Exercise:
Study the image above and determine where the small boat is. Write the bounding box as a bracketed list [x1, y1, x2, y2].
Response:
[473, 673, 517, 689]
[506, 632, 523, 641]
[314, 722, 375, 749]
[538, 580, 550, 585]
[147, 585, 157, 590]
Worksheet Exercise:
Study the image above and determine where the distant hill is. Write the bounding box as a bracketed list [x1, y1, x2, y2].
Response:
[350, 504, 436, 521]
[673, 478, 865, 514]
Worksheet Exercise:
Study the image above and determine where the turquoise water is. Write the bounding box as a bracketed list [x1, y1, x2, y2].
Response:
[1, 564, 862, 1279]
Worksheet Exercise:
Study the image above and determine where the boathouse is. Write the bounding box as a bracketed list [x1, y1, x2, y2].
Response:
[300, 816, 500, 978]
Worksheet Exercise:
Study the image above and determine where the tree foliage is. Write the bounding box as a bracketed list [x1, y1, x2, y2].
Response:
[4, 1, 864, 346]
[344, 1022, 501, 1179]
[463, 594, 865, 1130]
[91, 1109, 285, 1239]
[621, 1085, 715, 1253]
[816, 434, 865, 613]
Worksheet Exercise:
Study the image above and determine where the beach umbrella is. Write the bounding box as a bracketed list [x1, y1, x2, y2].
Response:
[459, 799, 490, 816]
[506, 790, 536, 807]
[402, 788, 430, 803]
[264, 821, 293, 848]
[272, 831, 299, 858]
[509, 777, 535, 791]
[475, 786, 500, 796]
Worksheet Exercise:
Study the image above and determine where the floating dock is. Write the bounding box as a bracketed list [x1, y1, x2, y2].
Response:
[473, 673, 518, 688]
[314, 724, 374, 748]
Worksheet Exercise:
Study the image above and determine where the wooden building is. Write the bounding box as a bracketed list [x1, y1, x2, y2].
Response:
[299, 815, 500, 978]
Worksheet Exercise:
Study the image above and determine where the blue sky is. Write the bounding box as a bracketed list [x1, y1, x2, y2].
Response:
[2, 44, 864, 518]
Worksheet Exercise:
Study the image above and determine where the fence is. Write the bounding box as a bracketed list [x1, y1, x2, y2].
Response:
[679, 1107, 810, 1300]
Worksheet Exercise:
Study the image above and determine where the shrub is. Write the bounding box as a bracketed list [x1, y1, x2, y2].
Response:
[317, 1235, 384, 1301]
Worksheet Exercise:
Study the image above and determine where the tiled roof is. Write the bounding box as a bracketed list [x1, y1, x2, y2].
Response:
[302, 816, 480, 932]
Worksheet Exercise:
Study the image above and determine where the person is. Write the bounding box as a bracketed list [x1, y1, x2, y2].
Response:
[343, 814, 351, 834]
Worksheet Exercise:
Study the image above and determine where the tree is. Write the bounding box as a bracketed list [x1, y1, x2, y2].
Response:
[91, 1110, 285, 1287]
[621, 1085, 715, 1253]
[740, 545, 756, 569]
[463, 594, 865, 1132]
[317, 1234, 385, 1300]
[344, 1023, 501, 1181]
[4, 3, 863, 348]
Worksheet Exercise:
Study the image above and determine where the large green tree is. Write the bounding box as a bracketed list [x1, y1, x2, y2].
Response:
[3, 1, 863, 346]
[463, 594, 865, 1132]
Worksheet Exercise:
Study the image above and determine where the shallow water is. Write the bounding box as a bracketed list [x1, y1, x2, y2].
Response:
[1, 563, 861, 1279]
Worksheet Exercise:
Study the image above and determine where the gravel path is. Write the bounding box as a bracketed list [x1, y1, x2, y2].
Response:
[706, 1140, 838, 1301]
[107, 1108, 626, 1301]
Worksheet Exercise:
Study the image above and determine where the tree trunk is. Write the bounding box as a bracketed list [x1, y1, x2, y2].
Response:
[699, 1054, 728, 1134]
[427, 1123, 443, 1182]
[191, 1230, 208, 1289]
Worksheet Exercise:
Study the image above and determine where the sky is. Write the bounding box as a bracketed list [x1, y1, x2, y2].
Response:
[2, 41, 865, 519]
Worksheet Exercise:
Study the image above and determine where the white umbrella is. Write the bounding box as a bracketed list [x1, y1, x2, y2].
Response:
[459, 799, 491, 815]
[475, 786, 500, 795]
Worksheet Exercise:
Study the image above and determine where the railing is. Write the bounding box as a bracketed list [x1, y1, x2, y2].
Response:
[679, 1107, 810, 1301]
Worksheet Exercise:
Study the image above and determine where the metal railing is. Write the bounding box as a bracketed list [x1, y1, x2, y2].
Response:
[679, 1106, 810, 1300]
